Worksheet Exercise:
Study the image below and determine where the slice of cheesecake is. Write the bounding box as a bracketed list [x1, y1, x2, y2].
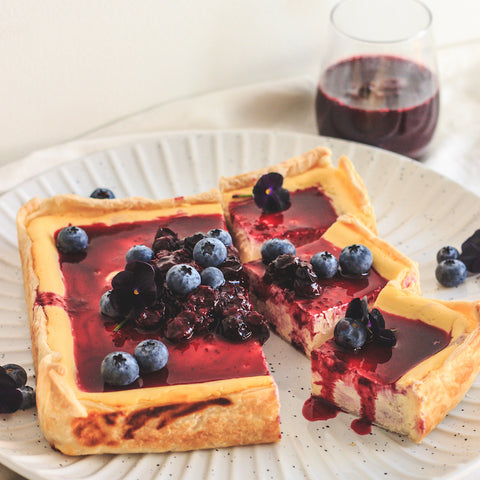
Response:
[309, 282, 480, 442]
[16, 190, 280, 455]
[219, 146, 377, 263]
[244, 214, 420, 357]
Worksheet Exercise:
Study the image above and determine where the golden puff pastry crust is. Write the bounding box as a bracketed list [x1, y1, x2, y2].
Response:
[321, 213, 420, 294]
[219, 146, 377, 263]
[16, 191, 280, 455]
[311, 282, 480, 442]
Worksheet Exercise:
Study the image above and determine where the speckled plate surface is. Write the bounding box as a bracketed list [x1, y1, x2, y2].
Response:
[1, 130, 480, 480]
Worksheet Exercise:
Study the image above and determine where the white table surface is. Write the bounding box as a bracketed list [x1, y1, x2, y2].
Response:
[1, 1, 480, 479]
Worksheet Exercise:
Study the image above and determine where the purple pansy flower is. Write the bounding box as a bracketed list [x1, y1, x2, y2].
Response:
[252, 172, 291, 213]
[110, 261, 157, 316]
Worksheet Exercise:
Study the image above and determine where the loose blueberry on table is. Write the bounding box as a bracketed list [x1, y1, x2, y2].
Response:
[0, 363, 36, 414]
[90, 187, 115, 199]
[435, 245, 468, 287]
[436, 259, 467, 288]
[436, 246, 459, 263]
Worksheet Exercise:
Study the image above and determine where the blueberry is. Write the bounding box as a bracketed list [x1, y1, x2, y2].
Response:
[334, 317, 368, 351]
[207, 228, 232, 247]
[134, 339, 169, 373]
[2, 364, 27, 388]
[436, 246, 459, 263]
[201, 266, 225, 289]
[260, 238, 296, 264]
[339, 244, 373, 275]
[90, 187, 115, 199]
[193, 238, 227, 267]
[310, 251, 338, 279]
[166, 264, 201, 296]
[435, 259, 467, 287]
[101, 351, 139, 386]
[126, 245, 154, 263]
[99, 290, 119, 317]
[18, 385, 36, 410]
[56, 226, 88, 253]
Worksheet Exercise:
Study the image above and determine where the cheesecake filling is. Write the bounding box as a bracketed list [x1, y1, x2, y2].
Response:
[52, 214, 270, 393]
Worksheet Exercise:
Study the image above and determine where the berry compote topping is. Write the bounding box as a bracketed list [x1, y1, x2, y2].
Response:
[56, 214, 270, 392]
[264, 254, 321, 298]
[229, 187, 338, 247]
[260, 239, 380, 304]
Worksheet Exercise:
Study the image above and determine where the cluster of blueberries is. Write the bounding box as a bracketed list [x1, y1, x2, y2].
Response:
[435, 246, 468, 288]
[165, 230, 232, 295]
[98, 228, 254, 386]
[260, 237, 374, 297]
[434, 229, 480, 287]
[53, 187, 480, 387]
[56, 208, 270, 386]
[101, 339, 168, 387]
[0, 364, 35, 414]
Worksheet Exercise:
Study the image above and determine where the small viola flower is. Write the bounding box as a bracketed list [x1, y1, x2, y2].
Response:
[252, 172, 291, 213]
[110, 261, 157, 316]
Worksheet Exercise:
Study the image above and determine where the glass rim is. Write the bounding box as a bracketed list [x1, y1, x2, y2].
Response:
[330, 0, 433, 45]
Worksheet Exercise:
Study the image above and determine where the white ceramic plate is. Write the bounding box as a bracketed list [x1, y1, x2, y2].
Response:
[1, 130, 480, 480]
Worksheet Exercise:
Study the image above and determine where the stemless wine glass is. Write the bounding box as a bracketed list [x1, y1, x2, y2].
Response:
[315, 0, 439, 159]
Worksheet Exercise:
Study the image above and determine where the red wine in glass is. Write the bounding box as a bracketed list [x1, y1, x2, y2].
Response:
[316, 55, 439, 159]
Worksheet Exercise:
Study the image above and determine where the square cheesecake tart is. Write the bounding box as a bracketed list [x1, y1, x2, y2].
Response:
[16, 190, 280, 455]
[308, 282, 480, 442]
[219, 146, 377, 263]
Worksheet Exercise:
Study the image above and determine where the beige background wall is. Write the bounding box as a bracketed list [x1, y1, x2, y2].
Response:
[1, 0, 478, 166]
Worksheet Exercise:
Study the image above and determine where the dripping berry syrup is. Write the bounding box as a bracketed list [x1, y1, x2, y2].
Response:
[305, 311, 450, 436]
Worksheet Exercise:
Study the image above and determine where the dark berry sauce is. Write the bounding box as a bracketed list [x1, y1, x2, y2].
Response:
[316, 55, 439, 159]
[229, 187, 338, 247]
[57, 214, 269, 393]
[307, 310, 451, 430]
[302, 395, 339, 421]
